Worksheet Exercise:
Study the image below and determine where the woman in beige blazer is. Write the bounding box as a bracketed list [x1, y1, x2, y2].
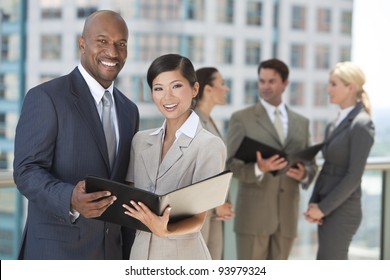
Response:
[123, 54, 226, 260]
[195, 67, 234, 259]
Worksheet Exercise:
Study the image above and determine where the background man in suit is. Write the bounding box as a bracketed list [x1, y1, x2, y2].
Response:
[226, 58, 317, 260]
[13, 10, 139, 259]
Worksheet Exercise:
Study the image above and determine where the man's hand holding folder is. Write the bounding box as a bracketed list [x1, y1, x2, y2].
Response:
[235, 137, 323, 176]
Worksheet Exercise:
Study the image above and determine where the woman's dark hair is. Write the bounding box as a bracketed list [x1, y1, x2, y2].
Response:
[147, 54, 198, 89]
[195, 67, 219, 101]
[146, 53, 198, 108]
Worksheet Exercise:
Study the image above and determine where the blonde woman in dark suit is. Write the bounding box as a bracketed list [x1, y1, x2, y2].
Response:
[122, 54, 226, 259]
[195, 67, 234, 259]
[305, 61, 375, 260]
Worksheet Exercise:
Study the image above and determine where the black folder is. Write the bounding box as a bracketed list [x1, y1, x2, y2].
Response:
[235, 137, 323, 175]
[85, 170, 233, 232]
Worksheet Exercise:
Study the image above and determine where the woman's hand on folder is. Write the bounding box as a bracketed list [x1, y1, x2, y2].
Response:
[256, 151, 288, 173]
[123, 201, 171, 237]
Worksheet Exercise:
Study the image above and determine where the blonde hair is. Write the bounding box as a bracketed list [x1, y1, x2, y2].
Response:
[331, 61, 372, 116]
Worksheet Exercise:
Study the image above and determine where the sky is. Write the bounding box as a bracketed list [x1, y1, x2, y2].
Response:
[352, 0, 390, 110]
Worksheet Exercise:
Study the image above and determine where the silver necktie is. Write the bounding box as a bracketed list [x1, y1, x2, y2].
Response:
[274, 108, 285, 144]
[102, 90, 116, 169]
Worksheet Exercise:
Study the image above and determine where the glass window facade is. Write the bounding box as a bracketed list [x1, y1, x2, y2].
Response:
[341, 10, 352, 35]
[315, 45, 331, 69]
[340, 46, 351, 62]
[41, 34, 62, 60]
[40, 0, 62, 19]
[1, 34, 19, 62]
[215, 38, 233, 64]
[216, 0, 234, 24]
[244, 80, 258, 105]
[0, 73, 18, 100]
[245, 40, 261, 65]
[289, 81, 305, 106]
[290, 44, 305, 68]
[317, 8, 331, 32]
[246, 0, 263, 26]
[75, 0, 98, 18]
[291, 5, 306, 30]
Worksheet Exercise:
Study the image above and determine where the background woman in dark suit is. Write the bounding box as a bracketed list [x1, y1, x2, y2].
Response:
[304, 61, 375, 260]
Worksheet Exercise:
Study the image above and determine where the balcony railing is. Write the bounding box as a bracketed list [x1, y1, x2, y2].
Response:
[1, 157, 390, 260]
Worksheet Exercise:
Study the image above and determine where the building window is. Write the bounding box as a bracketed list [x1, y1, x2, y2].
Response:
[290, 44, 305, 68]
[215, 38, 233, 64]
[217, 0, 234, 24]
[0, 1, 20, 22]
[341, 10, 352, 35]
[339, 46, 351, 62]
[76, 0, 98, 18]
[314, 82, 328, 107]
[224, 78, 233, 104]
[41, 34, 62, 60]
[289, 82, 305, 106]
[0, 73, 18, 100]
[246, 0, 262, 26]
[317, 8, 331, 32]
[1, 34, 19, 62]
[136, 0, 182, 20]
[184, 36, 204, 63]
[291, 5, 306, 30]
[315, 45, 330, 69]
[0, 114, 5, 138]
[133, 34, 180, 62]
[245, 40, 261, 65]
[41, 0, 62, 19]
[185, 0, 204, 20]
[0, 75, 4, 99]
[244, 80, 258, 105]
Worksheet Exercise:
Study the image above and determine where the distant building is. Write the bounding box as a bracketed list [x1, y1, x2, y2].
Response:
[0, 0, 26, 170]
[27, 0, 352, 135]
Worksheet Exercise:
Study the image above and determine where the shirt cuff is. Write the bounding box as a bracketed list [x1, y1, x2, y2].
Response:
[254, 163, 264, 180]
[69, 209, 80, 223]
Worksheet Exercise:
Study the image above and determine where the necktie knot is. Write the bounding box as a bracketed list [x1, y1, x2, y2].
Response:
[102, 91, 113, 107]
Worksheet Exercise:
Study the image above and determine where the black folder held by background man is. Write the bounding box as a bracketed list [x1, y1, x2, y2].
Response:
[85, 170, 233, 232]
[235, 137, 323, 175]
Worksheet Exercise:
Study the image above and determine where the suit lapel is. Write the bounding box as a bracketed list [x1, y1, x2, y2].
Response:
[327, 103, 363, 141]
[141, 132, 162, 187]
[157, 131, 194, 179]
[69, 68, 110, 171]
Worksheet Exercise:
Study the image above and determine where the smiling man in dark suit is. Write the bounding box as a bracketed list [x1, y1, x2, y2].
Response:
[13, 10, 139, 259]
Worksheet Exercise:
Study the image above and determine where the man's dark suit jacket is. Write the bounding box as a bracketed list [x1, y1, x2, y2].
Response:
[13, 67, 139, 259]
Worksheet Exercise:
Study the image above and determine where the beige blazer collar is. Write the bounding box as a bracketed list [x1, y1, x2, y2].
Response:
[141, 123, 203, 185]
